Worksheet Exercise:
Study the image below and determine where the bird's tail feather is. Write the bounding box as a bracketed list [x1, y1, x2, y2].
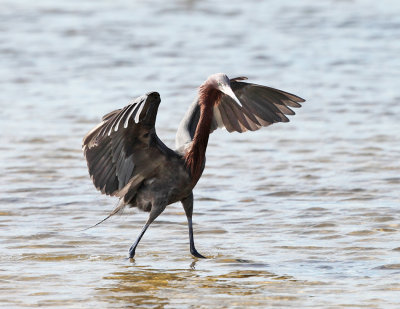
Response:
[81, 199, 127, 231]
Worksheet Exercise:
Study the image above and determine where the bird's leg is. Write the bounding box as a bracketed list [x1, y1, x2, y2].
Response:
[181, 193, 206, 258]
[128, 204, 165, 258]
[128, 223, 149, 258]
[187, 216, 206, 258]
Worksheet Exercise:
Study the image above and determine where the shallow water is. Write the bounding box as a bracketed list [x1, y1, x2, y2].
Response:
[1, 0, 400, 308]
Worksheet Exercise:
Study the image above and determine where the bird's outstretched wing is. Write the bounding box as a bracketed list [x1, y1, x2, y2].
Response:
[82, 92, 172, 203]
[211, 78, 305, 133]
[182, 78, 305, 140]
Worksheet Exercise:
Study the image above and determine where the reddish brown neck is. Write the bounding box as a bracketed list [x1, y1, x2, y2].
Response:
[184, 84, 222, 185]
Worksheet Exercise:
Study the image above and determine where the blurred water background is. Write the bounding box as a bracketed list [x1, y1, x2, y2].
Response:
[1, 0, 400, 308]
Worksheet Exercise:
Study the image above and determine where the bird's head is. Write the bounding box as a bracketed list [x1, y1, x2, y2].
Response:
[202, 73, 242, 107]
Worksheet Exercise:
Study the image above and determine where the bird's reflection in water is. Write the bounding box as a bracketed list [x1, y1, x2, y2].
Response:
[97, 257, 298, 308]
[98, 268, 184, 308]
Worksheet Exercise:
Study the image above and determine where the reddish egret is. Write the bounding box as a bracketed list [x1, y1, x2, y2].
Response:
[83, 73, 305, 258]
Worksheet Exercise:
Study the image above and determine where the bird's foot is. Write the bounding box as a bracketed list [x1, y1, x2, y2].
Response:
[128, 246, 136, 259]
[191, 248, 206, 259]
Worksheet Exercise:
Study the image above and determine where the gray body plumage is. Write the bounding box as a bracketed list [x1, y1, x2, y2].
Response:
[83, 92, 193, 213]
[82, 74, 305, 258]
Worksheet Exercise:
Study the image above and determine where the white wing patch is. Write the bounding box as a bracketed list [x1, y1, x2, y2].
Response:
[134, 102, 145, 124]
[100, 96, 148, 136]
[123, 104, 138, 128]
[114, 105, 132, 132]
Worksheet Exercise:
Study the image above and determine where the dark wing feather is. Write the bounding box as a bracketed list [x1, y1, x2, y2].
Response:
[180, 78, 305, 141]
[213, 80, 305, 133]
[82, 92, 172, 202]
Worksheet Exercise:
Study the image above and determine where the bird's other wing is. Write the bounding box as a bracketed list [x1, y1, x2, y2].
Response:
[212, 78, 305, 133]
[82, 92, 173, 203]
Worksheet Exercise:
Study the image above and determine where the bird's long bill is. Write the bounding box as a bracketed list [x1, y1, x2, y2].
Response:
[220, 85, 242, 107]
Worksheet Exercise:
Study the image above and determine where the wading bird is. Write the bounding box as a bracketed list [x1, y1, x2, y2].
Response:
[83, 73, 304, 258]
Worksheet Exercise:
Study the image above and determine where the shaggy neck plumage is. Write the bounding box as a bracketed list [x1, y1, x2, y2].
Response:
[184, 84, 221, 184]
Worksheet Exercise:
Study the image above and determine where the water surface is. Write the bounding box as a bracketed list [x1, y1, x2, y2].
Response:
[1, 0, 400, 308]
